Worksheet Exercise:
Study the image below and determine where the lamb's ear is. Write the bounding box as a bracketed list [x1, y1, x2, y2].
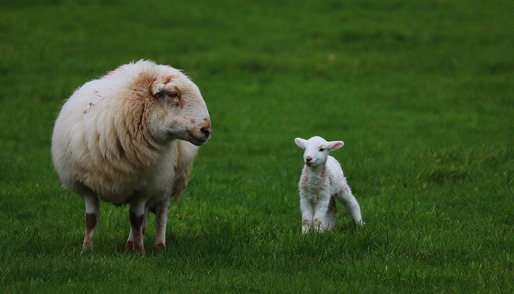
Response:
[294, 138, 306, 149]
[328, 141, 344, 151]
[151, 82, 166, 98]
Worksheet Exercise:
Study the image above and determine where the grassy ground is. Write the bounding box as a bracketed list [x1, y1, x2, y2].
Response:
[1, 0, 513, 292]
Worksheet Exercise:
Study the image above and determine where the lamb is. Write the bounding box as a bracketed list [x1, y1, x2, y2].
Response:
[51, 60, 211, 254]
[294, 136, 363, 233]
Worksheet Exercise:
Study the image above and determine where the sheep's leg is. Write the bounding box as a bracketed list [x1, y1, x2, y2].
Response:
[153, 197, 170, 252]
[82, 194, 99, 254]
[300, 196, 314, 233]
[338, 185, 364, 226]
[313, 197, 330, 232]
[142, 206, 149, 237]
[325, 196, 337, 231]
[126, 200, 146, 255]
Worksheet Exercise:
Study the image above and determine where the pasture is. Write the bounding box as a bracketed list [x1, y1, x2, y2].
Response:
[1, 0, 513, 292]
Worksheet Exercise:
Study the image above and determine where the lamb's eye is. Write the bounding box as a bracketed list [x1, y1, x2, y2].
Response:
[319, 148, 325, 152]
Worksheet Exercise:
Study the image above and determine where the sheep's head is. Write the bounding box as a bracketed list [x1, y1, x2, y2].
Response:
[142, 70, 211, 146]
[294, 136, 343, 167]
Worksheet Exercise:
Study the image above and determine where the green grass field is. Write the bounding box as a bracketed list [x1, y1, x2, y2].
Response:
[1, 0, 513, 292]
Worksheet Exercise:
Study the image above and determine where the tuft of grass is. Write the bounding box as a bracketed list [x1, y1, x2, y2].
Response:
[1, 0, 513, 292]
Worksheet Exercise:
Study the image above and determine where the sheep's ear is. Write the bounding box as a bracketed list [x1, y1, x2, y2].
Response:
[152, 82, 166, 98]
[294, 138, 306, 149]
[328, 141, 344, 151]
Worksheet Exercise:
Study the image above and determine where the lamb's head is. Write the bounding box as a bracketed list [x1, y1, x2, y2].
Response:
[294, 136, 344, 167]
[142, 68, 211, 146]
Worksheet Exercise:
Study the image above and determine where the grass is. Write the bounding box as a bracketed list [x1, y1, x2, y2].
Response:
[1, 0, 513, 292]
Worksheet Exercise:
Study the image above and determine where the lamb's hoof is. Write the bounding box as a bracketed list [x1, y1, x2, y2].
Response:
[153, 243, 166, 252]
[313, 219, 323, 232]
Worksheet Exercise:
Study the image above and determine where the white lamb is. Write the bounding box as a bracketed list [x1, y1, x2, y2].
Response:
[51, 60, 211, 254]
[294, 136, 363, 233]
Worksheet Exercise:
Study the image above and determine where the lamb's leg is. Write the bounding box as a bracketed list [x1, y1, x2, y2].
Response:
[325, 196, 337, 231]
[82, 194, 99, 254]
[126, 199, 146, 255]
[313, 197, 330, 232]
[300, 196, 314, 233]
[338, 184, 364, 226]
[153, 197, 170, 252]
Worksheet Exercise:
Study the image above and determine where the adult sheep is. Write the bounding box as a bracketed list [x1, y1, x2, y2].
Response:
[51, 60, 211, 254]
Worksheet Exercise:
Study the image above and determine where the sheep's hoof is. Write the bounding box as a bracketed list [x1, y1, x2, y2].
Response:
[153, 243, 166, 252]
[81, 242, 93, 254]
[126, 240, 134, 251]
[80, 248, 93, 255]
[126, 240, 145, 255]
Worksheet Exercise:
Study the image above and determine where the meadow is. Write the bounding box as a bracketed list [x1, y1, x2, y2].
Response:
[1, 0, 513, 292]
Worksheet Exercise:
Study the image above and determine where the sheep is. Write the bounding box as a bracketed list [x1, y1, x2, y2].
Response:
[294, 136, 363, 233]
[51, 60, 211, 254]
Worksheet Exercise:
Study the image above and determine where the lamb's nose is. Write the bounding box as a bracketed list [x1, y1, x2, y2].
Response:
[201, 127, 211, 137]
[305, 156, 312, 163]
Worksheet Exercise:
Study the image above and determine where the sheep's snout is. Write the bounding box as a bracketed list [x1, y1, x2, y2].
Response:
[305, 156, 314, 166]
[188, 121, 211, 146]
[201, 126, 212, 138]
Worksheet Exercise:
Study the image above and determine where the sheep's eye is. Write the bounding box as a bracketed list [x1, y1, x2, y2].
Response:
[319, 148, 325, 152]
[166, 92, 181, 105]
[167, 92, 179, 98]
